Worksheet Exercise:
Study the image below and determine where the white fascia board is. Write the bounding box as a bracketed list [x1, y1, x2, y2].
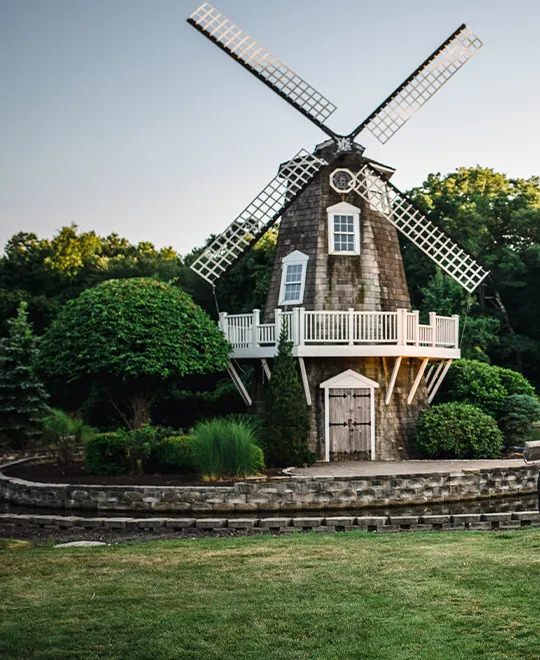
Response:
[229, 345, 461, 360]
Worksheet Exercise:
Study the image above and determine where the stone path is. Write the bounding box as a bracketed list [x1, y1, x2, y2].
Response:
[292, 459, 528, 477]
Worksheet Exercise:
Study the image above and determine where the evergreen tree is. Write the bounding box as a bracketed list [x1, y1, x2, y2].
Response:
[0, 302, 49, 448]
[263, 324, 312, 467]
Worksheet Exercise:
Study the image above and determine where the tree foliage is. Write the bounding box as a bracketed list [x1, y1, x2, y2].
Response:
[38, 278, 230, 428]
[0, 302, 49, 448]
[498, 394, 540, 449]
[405, 166, 540, 386]
[263, 326, 312, 467]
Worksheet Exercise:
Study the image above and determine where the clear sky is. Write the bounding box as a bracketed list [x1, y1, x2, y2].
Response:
[1, 0, 539, 256]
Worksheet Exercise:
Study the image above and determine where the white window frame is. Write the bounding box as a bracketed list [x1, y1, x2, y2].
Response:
[278, 250, 309, 306]
[327, 201, 361, 255]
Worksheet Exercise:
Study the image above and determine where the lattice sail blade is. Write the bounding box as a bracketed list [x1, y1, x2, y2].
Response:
[351, 24, 482, 144]
[352, 164, 489, 293]
[187, 3, 337, 133]
[190, 150, 328, 285]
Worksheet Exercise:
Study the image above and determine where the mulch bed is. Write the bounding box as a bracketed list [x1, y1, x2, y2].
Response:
[3, 460, 283, 487]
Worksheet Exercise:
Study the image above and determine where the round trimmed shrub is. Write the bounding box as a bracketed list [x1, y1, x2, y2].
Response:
[85, 432, 127, 475]
[443, 360, 506, 417]
[498, 394, 540, 448]
[415, 402, 503, 459]
[495, 367, 536, 398]
[153, 435, 194, 473]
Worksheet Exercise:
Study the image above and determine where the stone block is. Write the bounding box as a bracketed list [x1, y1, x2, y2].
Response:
[227, 519, 257, 529]
[292, 517, 324, 528]
[451, 514, 481, 524]
[137, 518, 168, 530]
[195, 518, 227, 529]
[512, 511, 540, 522]
[324, 516, 355, 529]
[498, 522, 522, 531]
[420, 515, 450, 525]
[469, 522, 493, 531]
[524, 441, 540, 461]
[481, 512, 513, 522]
[355, 516, 387, 529]
[259, 518, 292, 529]
[442, 523, 466, 530]
[378, 524, 400, 533]
[388, 516, 420, 526]
[410, 524, 434, 532]
[165, 518, 195, 529]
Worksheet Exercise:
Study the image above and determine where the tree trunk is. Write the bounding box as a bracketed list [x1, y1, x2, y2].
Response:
[126, 391, 154, 429]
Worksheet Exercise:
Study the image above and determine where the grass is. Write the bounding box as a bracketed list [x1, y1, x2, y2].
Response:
[2, 530, 540, 659]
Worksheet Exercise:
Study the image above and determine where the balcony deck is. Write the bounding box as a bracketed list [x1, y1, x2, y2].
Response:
[219, 308, 461, 360]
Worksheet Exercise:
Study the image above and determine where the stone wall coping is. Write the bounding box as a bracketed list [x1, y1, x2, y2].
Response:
[1, 456, 538, 514]
[2, 510, 540, 535]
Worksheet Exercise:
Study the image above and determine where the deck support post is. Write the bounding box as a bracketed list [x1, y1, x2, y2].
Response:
[407, 357, 429, 405]
[298, 357, 311, 406]
[385, 356, 402, 405]
[226, 360, 252, 407]
[261, 358, 271, 380]
[428, 359, 453, 403]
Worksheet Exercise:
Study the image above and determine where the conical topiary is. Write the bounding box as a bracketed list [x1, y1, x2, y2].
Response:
[0, 302, 49, 449]
[263, 324, 311, 467]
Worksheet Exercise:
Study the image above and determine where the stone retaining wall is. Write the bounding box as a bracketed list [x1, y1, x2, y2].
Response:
[1, 458, 538, 513]
[2, 511, 540, 535]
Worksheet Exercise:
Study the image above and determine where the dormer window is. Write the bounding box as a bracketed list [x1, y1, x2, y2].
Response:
[279, 250, 309, 306]
[327, 201, 361, 255]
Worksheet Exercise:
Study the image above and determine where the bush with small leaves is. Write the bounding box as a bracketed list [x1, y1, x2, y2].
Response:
[85, 432, 128, 475]
[498, 394, 540, 448]
[416, 402, 503, 459]
[494, 367, 536, 398]
[124, 425, 159, 474]
[153, 435, 194, 473]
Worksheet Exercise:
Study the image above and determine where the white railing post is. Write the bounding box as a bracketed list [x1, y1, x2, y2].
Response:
[297, 307, 305, 346]
[452, 314, 460, 349]
[348, 308, 355, 345]
[274, 308, 282, 344]
[219, 311, 228, 336]
[413, 310, 420, 345]
[397, 308, 407, 345]
[429, 312, 437, 346]
[251, 309, 260, 348]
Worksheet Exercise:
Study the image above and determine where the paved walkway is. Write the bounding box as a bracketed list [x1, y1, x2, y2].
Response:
[291, 459, 528, 477]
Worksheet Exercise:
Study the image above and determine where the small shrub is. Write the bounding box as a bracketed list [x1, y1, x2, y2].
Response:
[190, 418, 264, 480]
[416, 402, 503, 459]
[43, 409, 95, 465]
[153, 435, 194, 473]
[442, 360, 507, 417]
[495, 367, 536, 398]
[85, 432, 127, 475]
[498, 394, 540, 448]
[125, 425, 158, 474]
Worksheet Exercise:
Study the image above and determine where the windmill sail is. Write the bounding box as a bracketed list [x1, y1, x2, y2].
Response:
[351, 164, 488, 293]
[187, 3, 337, 136]
[190, 150, 328, 285]
[351, 24, 482, 144]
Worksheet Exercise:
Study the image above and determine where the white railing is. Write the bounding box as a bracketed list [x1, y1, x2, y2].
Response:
[220, 308, 459, 350]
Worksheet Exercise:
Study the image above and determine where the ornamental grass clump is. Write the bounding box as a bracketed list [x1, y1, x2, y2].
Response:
[190, 418, 264, 481]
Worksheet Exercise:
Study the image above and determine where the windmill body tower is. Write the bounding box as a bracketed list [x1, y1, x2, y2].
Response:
[187, 4, 489, 461]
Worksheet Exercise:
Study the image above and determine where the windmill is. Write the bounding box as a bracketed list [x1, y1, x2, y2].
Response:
[187, 3, 488, 462]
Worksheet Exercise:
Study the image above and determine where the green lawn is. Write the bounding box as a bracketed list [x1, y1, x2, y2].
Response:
[2, 531, 540, 660]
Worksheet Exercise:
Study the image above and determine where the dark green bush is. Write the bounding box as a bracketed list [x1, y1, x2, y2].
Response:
[498, 394, 540, 448]
[415, 402, 503, 459]
[85, 432, 127, 475]
[495, 368, 536, 398]
[125, 425, 159, 474]
[153, 435, 194, 473]
[443, 360, 507, 417]
[191, 418, 264, 480]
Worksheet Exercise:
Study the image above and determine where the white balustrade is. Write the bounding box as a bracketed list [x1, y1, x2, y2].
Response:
[220, 308, 459, 351]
